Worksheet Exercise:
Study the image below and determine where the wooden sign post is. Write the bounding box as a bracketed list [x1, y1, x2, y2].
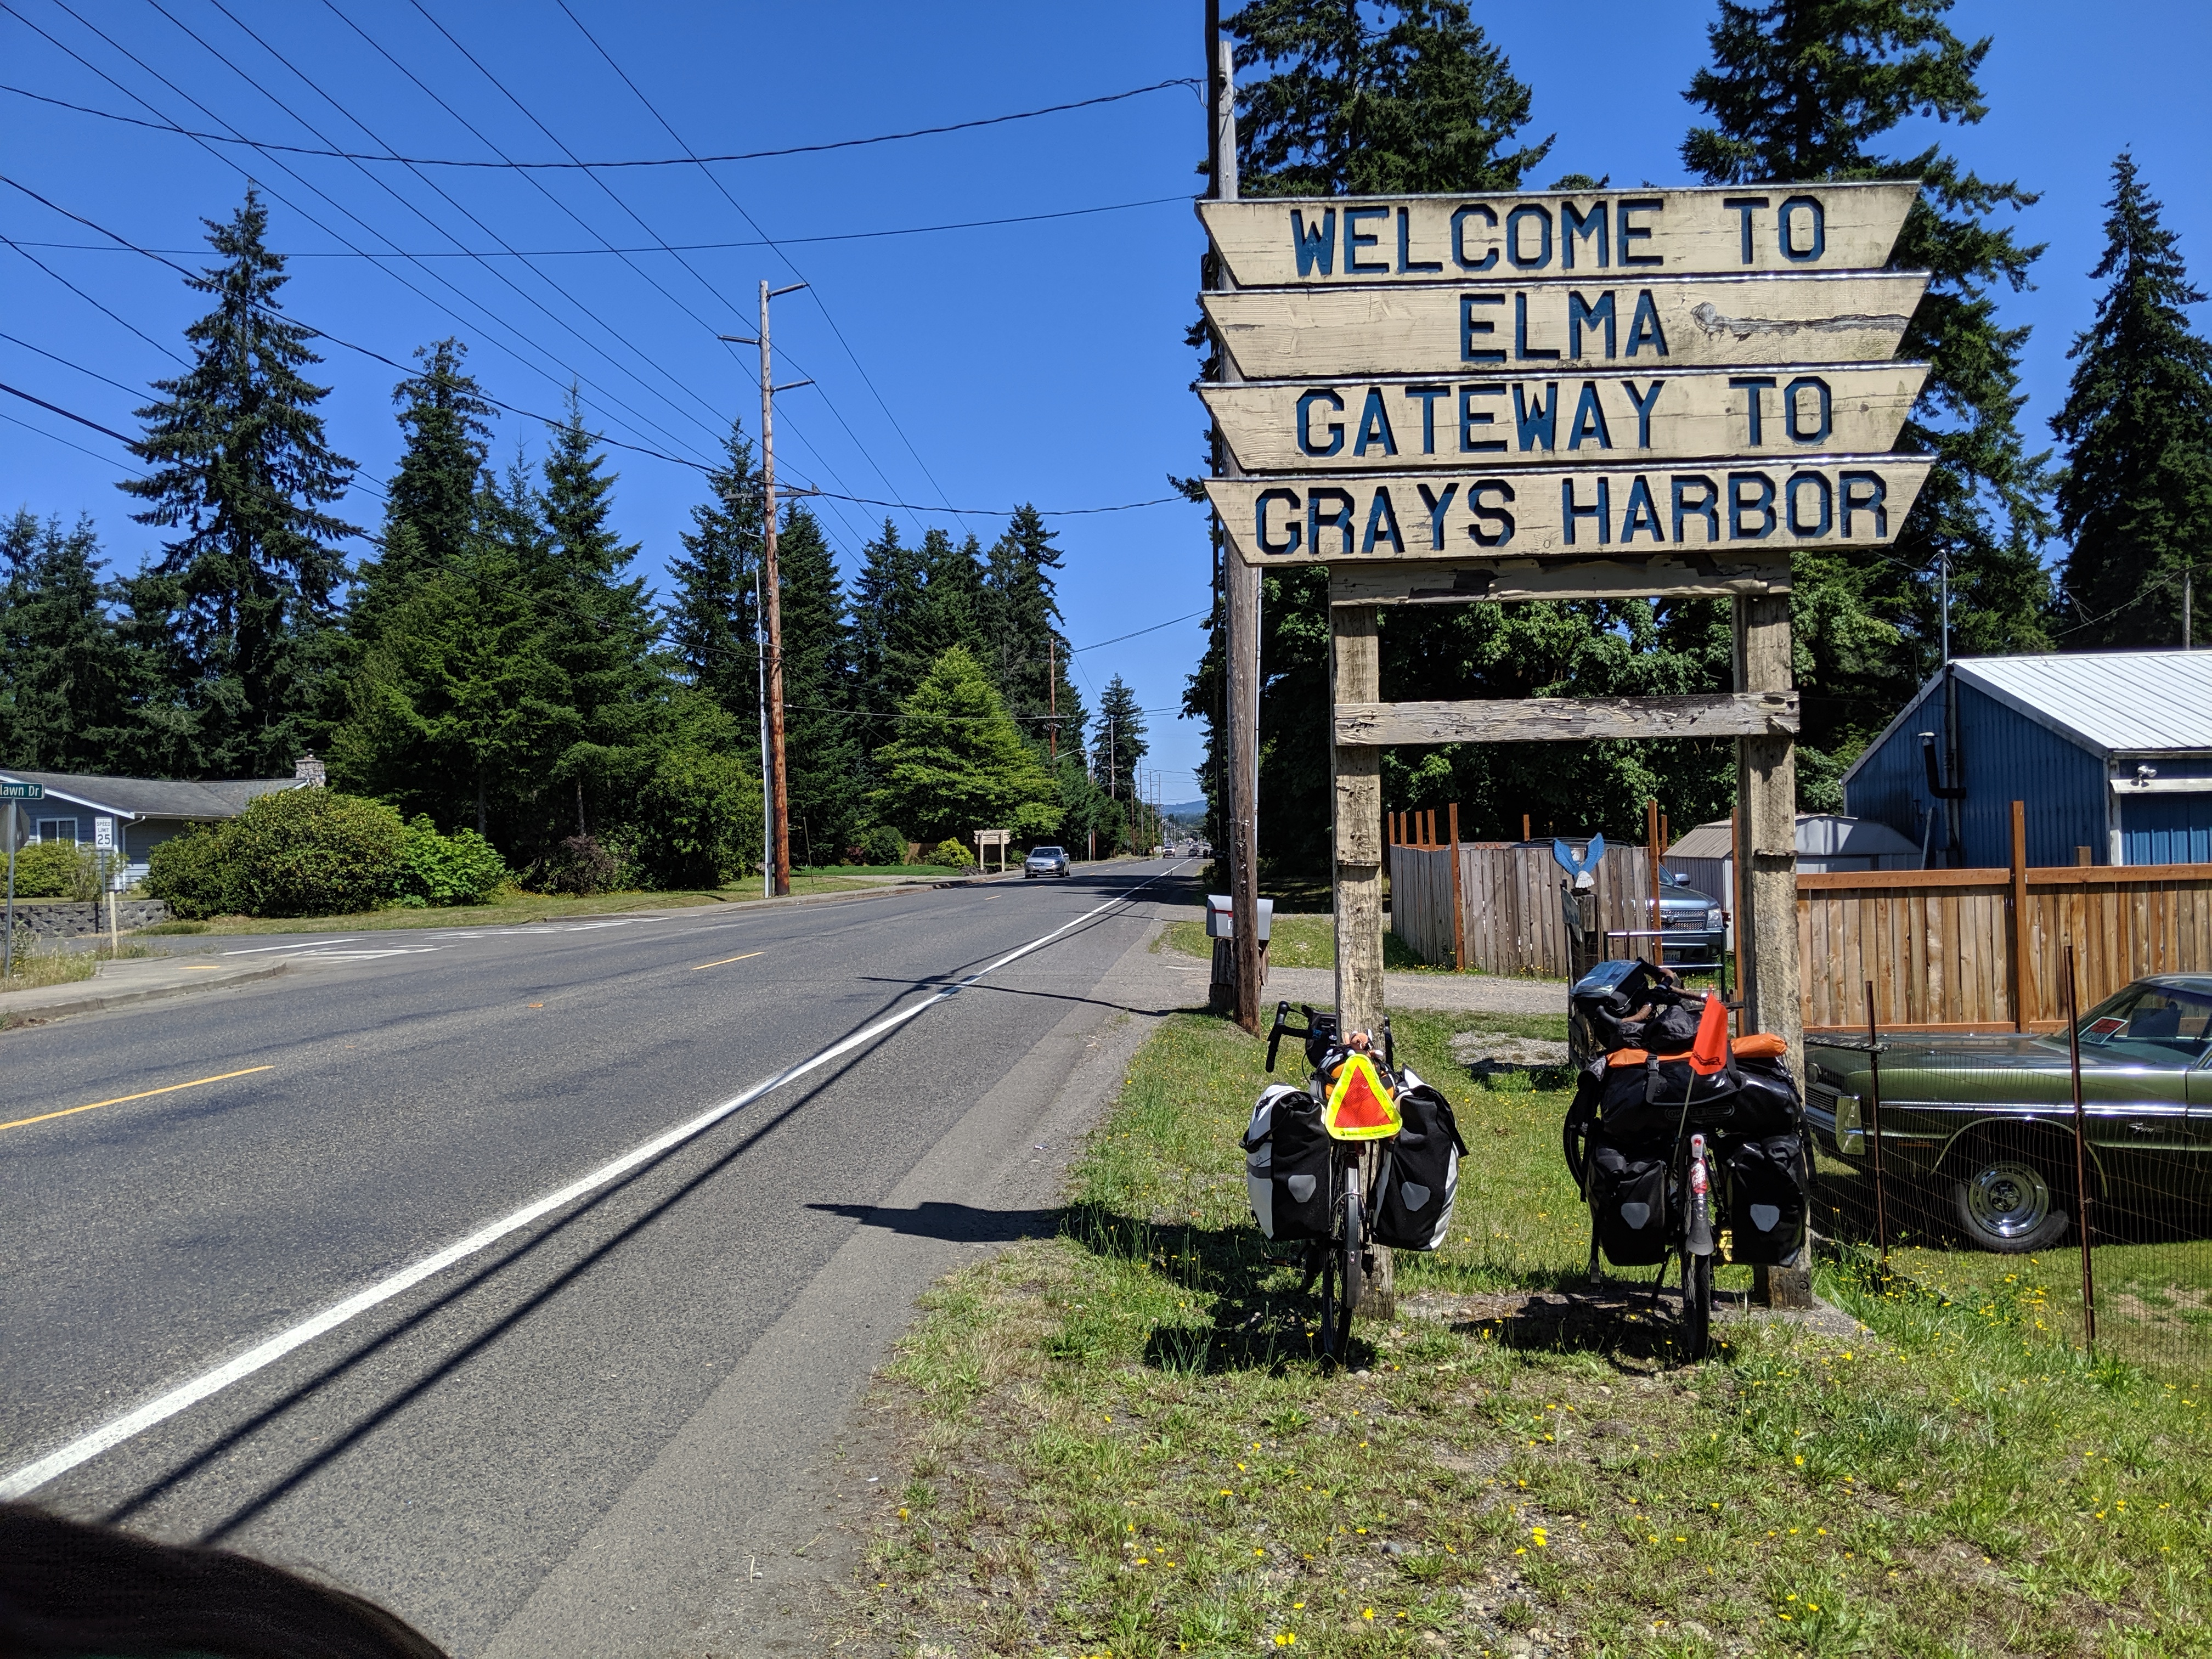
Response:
[1197, 181, 1927, 1312]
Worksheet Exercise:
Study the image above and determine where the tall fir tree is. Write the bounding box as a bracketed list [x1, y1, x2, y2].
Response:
[850, 518, 929, 727]
[869, 646, 1060, 843]
[983, 504, 1085, 758]
[353, 338, 494, 641]
[119, 188, 358, 777]
[1095, 675, 1149, 806]
[535, 393, 665, 839]
[912, 527, 989, 671]
[776, 503, 864, 862]
[0, 512, 135, 772]
[2050, 151, 2212, 647]
[1681, 0, 2052, 765]
[668, 418, 764, 728]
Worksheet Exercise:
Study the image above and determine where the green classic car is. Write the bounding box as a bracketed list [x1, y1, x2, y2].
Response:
[1805, 975, 2212, 1254]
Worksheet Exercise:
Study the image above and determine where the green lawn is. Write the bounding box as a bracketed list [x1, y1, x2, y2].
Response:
[1160, 915, 1436, 974]
[839, 1009, 2212, 1659]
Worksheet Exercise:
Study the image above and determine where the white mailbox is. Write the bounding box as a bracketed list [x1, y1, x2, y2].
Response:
[1205, 894, 1274, 941]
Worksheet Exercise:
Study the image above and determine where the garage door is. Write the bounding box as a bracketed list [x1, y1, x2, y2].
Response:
[2121, 793, 2212, 865]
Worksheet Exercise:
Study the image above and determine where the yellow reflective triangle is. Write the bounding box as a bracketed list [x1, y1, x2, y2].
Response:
[1324, 1051, 1401, 1141]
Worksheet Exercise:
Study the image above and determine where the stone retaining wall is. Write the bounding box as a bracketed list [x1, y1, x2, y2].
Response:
[5, 899, 172, 939]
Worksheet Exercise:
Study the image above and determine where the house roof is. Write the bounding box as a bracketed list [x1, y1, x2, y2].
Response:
[0, 769, 298, 821]
[1664, 814, 1921, 861]
[1843, 651, 2212, 785]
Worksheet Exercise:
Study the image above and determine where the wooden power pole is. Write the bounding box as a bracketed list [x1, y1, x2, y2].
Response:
[1209, 2, 1263, 1032]
[729, 283, 812, 896]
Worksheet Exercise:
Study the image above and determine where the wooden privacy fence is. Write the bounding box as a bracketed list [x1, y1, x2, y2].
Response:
[1389, 818, 1653, 979]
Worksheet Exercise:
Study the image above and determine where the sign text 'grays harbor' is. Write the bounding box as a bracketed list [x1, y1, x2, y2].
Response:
[1203, 459, 1932, 569]
[1198, 182, 1921, 287]
[1200, 363, 1927, 475]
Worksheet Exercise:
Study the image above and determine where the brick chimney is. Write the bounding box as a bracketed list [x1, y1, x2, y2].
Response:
[294, 752, 327, 788]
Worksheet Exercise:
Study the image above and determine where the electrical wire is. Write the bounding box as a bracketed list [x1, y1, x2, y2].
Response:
[0, 75, 1200, 167]
[2, 195, 1193, 258]
[0, 377, 133, 442]
[0, 404, 148, 474]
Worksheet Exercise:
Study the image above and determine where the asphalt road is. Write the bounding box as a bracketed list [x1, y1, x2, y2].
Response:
[0, 860, 1203, 1655]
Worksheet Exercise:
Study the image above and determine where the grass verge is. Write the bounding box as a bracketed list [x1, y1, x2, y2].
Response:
[1160, 915, 1434, 974]
[842, 1009, 2212, 1658]
[1, 941, 160, 992]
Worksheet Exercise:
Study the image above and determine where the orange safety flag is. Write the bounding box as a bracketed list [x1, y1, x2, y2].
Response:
[1323, 1051, 1402, 1141]
[1688, 991, 1731, 1075]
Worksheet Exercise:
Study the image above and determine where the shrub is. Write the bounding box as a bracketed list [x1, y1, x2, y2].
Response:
[3, 840, 100, 900]
[212, 789, 406, 918]
[528, 834, 629, 895]
[144, 827, 235, 919]
[926, 837, 974, 870]
[397, 817, 510, 907]
[630, 746, 762, 888]
[857, 824, 906, 866]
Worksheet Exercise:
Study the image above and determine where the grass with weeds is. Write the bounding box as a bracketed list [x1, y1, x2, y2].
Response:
[1160, 916, 1437, 974]
[1, 940, 159, 991]
[849, 1009, 2212, 1658]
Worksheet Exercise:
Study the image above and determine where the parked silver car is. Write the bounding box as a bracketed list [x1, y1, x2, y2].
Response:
[1024, 844, 1070, 878]
[1652, 871, 1727, 970]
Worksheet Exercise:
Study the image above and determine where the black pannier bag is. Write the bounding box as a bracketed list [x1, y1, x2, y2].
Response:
[1371, 1068, 1466, 1251]
[1243, 1085, 1333, 1241]
[1729, 1049, 1805, 1137]
[1594, 1053, 1741, 1141]
[1587, 1132, 1671, 1266]
[1725, 1132, 1809, 1264]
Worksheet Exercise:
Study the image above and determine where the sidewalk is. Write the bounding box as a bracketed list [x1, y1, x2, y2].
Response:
[0, 955, 291, 1026]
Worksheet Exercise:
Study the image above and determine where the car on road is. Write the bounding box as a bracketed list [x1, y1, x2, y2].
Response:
[1805, 975, 2212, 1253]
[1023, 844, 1070, 878]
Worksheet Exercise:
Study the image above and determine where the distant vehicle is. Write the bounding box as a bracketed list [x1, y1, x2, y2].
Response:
[1807, 975, 2212, 1253]
[1023, 844, 1070, 879]
[1646, 870, 1727, 972]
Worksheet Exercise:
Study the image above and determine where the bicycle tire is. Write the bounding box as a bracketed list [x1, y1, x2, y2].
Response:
[1336, 1182, 1363, 1353]
[1682, 1250, 1713, 1360]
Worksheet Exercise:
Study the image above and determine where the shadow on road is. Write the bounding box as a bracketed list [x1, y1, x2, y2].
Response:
[805, 1200, 1062, 1245]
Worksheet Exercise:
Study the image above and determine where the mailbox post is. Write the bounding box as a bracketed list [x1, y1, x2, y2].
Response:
[1206, 894, 1273, 1014]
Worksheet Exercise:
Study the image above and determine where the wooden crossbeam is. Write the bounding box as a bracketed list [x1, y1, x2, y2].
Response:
[1335, 692, 1799, 745]
[1329, 554, 1791, 606]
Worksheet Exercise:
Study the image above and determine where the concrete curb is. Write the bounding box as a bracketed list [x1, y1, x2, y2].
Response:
[0, 959, 294, 1027]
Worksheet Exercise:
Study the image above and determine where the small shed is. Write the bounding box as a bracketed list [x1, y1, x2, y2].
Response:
[1663, 815, 1921, 935]
[0, 761, 312, 888]
[1841, 653, 2212, 867]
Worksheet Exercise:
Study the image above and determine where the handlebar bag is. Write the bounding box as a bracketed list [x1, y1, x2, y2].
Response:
[1242, 1085, 1333, 1242]
[1723, 1131, 1809, 1265]
[1370, 1070, 1466, 1251]
[1593, 1054, 1740, 1139]
[1587, 1129, 1671, 1266]
[1728, 1041, 1805, 1136]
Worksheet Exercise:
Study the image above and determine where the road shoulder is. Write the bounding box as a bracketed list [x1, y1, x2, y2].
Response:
[0, 956, 292, 1029]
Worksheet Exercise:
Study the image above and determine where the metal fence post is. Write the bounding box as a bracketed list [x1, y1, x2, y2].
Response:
[2063, 943, 2097, 1352]
[1864, 979, 1888, 1262]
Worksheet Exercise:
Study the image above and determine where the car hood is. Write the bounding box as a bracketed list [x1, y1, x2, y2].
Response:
[1809, 1031, 2141, 1075]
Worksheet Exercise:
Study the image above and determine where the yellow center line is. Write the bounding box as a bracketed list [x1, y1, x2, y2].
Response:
[0, 1065, 276, 1134]
[691, 951, 765, 972]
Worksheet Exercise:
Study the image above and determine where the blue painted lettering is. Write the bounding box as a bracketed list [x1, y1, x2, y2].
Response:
[1506, 204, 1552, 270]
[1779, 194, 1826, 262]
[1561, 200, 1609, 268]
[1672, 474, 1720, 543]
[1291, 208, 1336, 277]
[1363, 488, 1406, 554]
[1561, 477, 1611, 545]
[1459, 385, 1507, 453]
[1256, 489, 1302, 555]
[1404, 385, 1451, 455]
[1839, 470, 1888, 538]
[1786, 471, 1833, 537]
[1784, 375, 1832, 444]
[1396, 206, 1442, 273]
[1468, 480, 1516, 548]
[1416, 482, 1459, 550]
[1461, 292, 1506, 363]
[1567, 382, 1613, 451]
[1730, 375, 1778, 445]
[1309, 487, 1357, 555]
[1621, 476, 1665, 543]
[1515, 292, 1561, 361]
[1353, 387, 1399, 457]
[1621, 380, 1664, 448]
[1617, 197, 1663, 266]
[1451, 204, 1499, 272]
[1729, 471, 1778, 539]
[1296, 388, 1345, 458]
[1723, 196, 1769, 265]
[1513, 383, 1559, 452]
[1568, 291, 1617, 359]
[1345, 207, 1389, 273]
[1625, 291, 1669, 356]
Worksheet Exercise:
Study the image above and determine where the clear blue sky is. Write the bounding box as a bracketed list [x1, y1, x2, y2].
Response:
[5, 1, 2208, 801]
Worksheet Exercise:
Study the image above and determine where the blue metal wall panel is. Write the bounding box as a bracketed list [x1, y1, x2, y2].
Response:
[2120, 795, 2212, 865]
[1842, 673, 2106, 867]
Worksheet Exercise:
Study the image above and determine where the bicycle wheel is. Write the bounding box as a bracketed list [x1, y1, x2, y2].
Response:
[1334, 1182, 1363, 1355]
[1681, 1250, 1713, 1361]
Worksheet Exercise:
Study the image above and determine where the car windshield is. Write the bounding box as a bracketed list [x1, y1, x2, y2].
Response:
[2074, 983, 2212, 1064]
[1030, 847, 1062, 857]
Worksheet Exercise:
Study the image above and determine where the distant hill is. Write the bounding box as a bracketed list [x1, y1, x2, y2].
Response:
[1159, 799, 1209, 821]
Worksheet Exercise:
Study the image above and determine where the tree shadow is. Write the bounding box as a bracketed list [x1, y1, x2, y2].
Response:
[806, 1200, 1063, 1245]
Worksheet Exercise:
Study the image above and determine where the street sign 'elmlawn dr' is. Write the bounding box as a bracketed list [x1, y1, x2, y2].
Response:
[0, 782, 45, 801]
[1199, 182, 1930, 568]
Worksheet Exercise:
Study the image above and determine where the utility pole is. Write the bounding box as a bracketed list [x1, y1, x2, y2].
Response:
[1209, 0, 1262, 1030]
[724, 285, 812, 896]
[1048, 636, 1058, 760]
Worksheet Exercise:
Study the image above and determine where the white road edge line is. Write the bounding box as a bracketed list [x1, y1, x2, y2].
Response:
[222, 939, 356, 955]
[0, 862, 1190, 1500]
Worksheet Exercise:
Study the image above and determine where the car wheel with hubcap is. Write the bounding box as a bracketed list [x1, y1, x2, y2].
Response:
[1951, 1149, 2070, 1253]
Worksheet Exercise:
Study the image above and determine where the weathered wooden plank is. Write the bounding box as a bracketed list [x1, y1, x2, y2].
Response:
[1735, 593, 1802, 1071]
[1331, 585, 1386, 1034]
[1198, 183, 1922, 287]
[1202, 363, 1928, 473]
[1329, 551, 1792, 605]
[1206, 459, 1931, 567]
[1337, 692, 1798, 746]
[1201, 272, 1932, 380]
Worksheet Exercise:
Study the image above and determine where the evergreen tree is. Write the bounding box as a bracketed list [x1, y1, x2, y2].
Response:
[1681, 0, 2052, 764]
[983, 504, 1085, 756]
[353, 337, 494, 639]
[1220, 0, 1552, 195]
[1095, 675, 1149, 807]
[851, 518, 928, 724]
[776, 503, 864, 862]
[912, 527, 989, 670]
[119, 188, 358, 776]
[535, 393, 665, 839]
[0, 511, 134, 771]
[2050, 151, 2212, 647]
[668, 418, 763, 728]
[869, 646, 1060, 843]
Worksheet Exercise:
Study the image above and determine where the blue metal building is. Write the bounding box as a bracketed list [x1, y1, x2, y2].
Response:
[1840, 652, 2212, 868]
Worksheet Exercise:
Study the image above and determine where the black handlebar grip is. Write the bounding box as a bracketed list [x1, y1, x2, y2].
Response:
[1265, 1000, 1291, 1072]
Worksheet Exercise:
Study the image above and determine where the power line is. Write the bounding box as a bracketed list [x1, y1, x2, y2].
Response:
[0, 75, 1200, 167]
[811, 490, 1193, 518]
[0, 405, 148, 475]
[1070, 610, 1209, 653]
[0, 378, 133, 442]
[1, 195, 1192, 259]
[0, 326, 150, 397]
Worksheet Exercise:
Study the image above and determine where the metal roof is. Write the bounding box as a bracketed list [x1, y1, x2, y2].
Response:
[0, 769, 297, 821]
[1843, 652, 2212, 783]
[1664, 814, 1920, 860]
